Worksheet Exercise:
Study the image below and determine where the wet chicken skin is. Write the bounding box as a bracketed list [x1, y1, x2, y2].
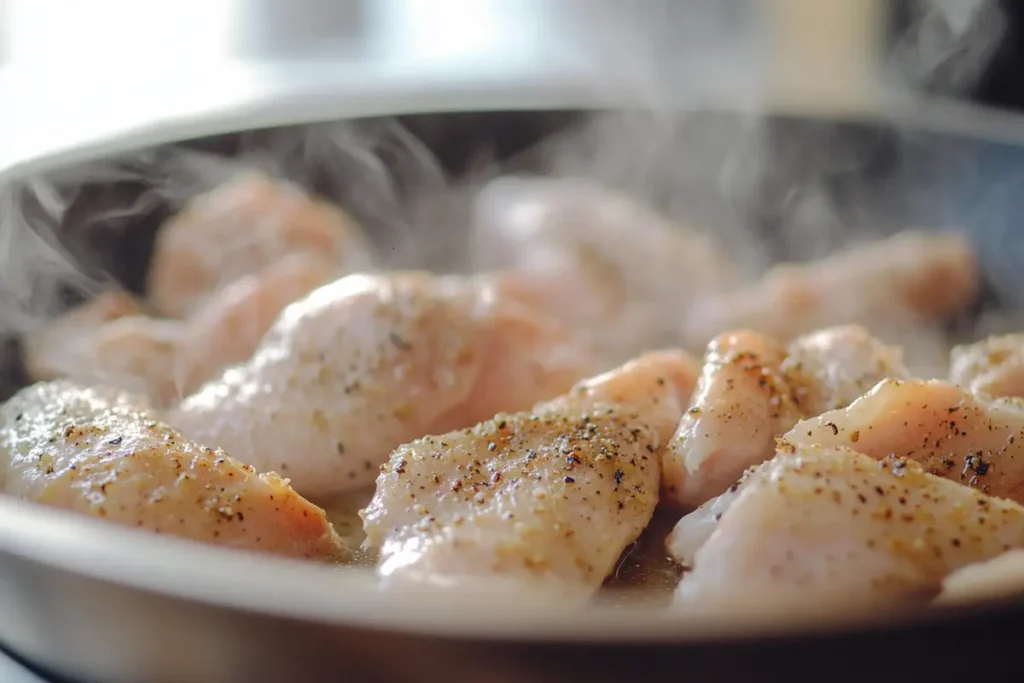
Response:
[169, 272, 597, 500]
[783, 378, 1024, 504]
[0, 381, 346, 560]
[663, 325, 909, 508]
[950, 334, 1024, 399]
[670, 443, 1024, 611]
[361, 350, 698, 596]
[684, 230, 978, 348]
[147, 171, 369, 319]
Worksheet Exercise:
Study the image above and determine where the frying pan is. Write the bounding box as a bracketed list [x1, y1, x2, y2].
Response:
[1, 105, 1024, 683]
[7, 3, 1024, 682]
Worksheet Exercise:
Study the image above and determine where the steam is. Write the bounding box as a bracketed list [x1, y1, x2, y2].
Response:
[0, 0, 1015, 398]
[888, 0, 1007, 96]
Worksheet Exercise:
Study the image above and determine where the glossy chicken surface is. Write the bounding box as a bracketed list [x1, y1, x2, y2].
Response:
[361, 351, 697, 595]
[671, 443, 1024, 611]
[783, 378, 1024, 503]
[147, 171, 370, 319]
[663, 325, 909, 508]
[950, 334, 1024, 399]
[170, 272, 597, 500]
[0, 381, 346, 560]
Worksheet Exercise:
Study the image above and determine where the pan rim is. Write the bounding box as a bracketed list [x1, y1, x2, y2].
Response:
[1, 494, 1020, 645]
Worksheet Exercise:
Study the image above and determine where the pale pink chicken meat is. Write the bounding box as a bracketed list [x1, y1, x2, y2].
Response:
[361, 350, 698, 596]
[147, 171, 369, 319]
[0, 381, 346, 560]
[23, 252, 336, 407]
[169, 271, 598, 501]
[24, 290, 144, 382]
[950, 334, 1024, 399]
[684, 230, 978, 349]
[473, 176, 737, 363]
[670, 443, 1024, 612]
[783, 378, 1024, 503]
[663, 325, 910, 508]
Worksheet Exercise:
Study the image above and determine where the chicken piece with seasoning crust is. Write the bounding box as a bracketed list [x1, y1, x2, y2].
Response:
[361, 350, 699, 596]
[950, 334, 1024, 399]
[782, 378, 1024, 503]
[473, 176, 737, 364]
[147, 171, 370, 319]
[0, 380, 346, 560]
[684, 230, 978, 348]
[663, 325, 910, 508]
[670, 443, 1024, 612]
[169, 271, 598, 501]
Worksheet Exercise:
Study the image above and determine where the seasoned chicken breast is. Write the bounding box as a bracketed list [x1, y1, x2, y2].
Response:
[474, 176, 736, 363]
[663, 325, 909, 508]
[950, 334, 1024, 399]
[362, 350, 698, 596]
[684, 230, 978, 348]
[671, 443, 1024, 611]
[169, 272, 597, 500]
[0, 381, 346, 560]
[147, 171, 369, 319]
[783, 378, 1024, 503]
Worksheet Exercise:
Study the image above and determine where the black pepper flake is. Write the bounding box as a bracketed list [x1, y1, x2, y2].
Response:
[564, 476, 576, 484]
[388, 332, 412, 351]
[825, 421, 839, 436]
[614, 469, 624, 485]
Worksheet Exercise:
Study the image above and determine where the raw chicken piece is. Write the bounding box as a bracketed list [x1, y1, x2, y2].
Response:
[169, 272, 598, 500]
[937, 550, 1024, 605]
[950, 334, 1024, 399]
[663, 325, 909, 508]
[671, 443, 1024, 612]
[173, 251, 336, 398]
[89, 316, 182, 405]
[361, 350, 698, 596]
[0, 381, 346, 560]
[783, 378, 1024, 503]
[474, 176, 736, 363]
[23, 253, 335, 407]
[25, 290, 144, 382]
[147, 171, 369, 319]
[684, 230, 978, 348]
